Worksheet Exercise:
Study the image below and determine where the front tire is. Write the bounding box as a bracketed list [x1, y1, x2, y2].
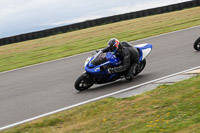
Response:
[74, 73, 94, 91]
[194, 37, 200, 51]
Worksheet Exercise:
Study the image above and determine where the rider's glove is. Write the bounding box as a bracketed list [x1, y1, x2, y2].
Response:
[108, 68, 115, 74]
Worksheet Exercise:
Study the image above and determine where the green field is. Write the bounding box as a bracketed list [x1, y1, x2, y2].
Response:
[2, 75, 200, 133]
[0, 7, 200, 72]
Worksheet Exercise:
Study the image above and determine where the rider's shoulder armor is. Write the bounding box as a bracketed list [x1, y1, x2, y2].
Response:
[121, 41, 132, 47]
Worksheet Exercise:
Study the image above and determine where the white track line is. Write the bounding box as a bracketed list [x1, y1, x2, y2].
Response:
[0, 66, 200, 131]
[0, 25, 200, 75]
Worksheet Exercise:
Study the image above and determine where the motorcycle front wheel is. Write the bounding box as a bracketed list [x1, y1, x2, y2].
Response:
[74, 73, 94, 91]
[194, 37, 200, 51]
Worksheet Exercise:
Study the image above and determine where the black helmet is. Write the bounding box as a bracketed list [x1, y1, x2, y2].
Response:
[107, 38, 120, 52]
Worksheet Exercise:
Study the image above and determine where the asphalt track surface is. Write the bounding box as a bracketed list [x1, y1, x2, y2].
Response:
[0, 26, 200, 128]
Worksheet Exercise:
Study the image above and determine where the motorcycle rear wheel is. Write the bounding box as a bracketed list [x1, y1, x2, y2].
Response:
[194, 37, 200, 51]
[74, 73, 94, 91]
[134, 59, 146, 76]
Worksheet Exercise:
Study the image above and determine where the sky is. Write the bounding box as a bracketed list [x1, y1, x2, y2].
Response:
[0, 0, 191, 38]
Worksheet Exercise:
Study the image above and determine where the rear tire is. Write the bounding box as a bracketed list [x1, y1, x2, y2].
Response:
[194, 37, 200, 51]
[74, 73, 94, 91]
[134, 59, 146, 76]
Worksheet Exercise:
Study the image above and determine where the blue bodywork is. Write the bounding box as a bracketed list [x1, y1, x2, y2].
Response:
[134, 43, 152, 62]
[85, 51, 121, 82]
[84, 43, 152, 83]
[85, 52, 121, 74]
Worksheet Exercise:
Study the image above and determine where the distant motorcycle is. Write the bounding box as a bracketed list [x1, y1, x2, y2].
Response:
[194, 36, 200, 51]
[74, 43, 152, 91]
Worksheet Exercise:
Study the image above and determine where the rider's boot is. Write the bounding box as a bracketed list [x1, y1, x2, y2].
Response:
[125, 63, 137, 80]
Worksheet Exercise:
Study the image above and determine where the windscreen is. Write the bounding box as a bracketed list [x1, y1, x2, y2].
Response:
[91, 52, 108, 66]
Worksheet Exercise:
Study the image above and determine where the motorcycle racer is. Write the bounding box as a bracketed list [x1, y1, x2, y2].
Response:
[102, 38, 140, 80]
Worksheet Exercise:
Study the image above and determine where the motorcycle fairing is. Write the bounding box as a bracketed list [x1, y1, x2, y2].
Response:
[85, 52, 121, 76]
[134, 43, 152, 62]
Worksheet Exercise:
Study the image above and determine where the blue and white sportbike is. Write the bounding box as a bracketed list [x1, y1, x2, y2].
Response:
[74, 43, 152, 91]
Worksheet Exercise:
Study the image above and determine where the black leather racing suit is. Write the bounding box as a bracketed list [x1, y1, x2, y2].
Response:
[102, 41, 140, 78]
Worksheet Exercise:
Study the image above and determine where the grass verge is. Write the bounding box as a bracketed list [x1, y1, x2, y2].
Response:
[2, 75, 200, 133]
[0, 7, 200, 72]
